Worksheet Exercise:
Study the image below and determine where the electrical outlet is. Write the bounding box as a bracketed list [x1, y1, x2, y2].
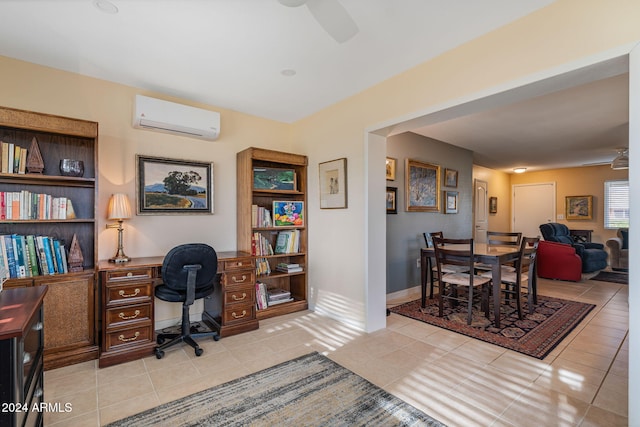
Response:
[557, 214, 564, 220]
[416, 258, 421, 268]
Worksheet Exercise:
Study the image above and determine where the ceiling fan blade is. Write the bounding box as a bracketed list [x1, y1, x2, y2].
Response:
[278, 0, 308, 7]
[306, 0, 358, 43]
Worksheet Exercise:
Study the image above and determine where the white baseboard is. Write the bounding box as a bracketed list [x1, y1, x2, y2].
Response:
[386, 285, 422, 304]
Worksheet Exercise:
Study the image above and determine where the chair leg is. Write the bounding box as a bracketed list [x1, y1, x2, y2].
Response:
[467, 285, 473, 325]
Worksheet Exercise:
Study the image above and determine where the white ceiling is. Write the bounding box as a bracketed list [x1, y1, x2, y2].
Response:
[0, 0, 629, 172]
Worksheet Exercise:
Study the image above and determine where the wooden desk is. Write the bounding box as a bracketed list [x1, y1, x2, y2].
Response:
[420, 243, 521, 328]
[97, 251, 256, 368]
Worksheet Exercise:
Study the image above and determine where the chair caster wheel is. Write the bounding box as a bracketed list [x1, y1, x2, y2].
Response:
[213, 334, 220, 341]
[155, 349, 165, 359]
[157, 336, 165, 345]
[195, 347, 204, 357]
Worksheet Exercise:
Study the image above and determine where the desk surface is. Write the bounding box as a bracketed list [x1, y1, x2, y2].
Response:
[97, 251, 251, 271]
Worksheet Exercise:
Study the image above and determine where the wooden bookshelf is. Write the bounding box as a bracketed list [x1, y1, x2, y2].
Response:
[237, 147, 308, 320]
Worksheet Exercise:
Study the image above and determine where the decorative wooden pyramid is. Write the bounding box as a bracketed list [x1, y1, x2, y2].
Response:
[26, 136, 45, 174]
[68, 233, 84, 272]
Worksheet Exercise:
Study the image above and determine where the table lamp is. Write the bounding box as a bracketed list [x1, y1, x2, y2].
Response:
[106, 193, 132, 263]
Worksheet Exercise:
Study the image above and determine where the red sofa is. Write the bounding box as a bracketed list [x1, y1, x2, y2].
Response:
[536, 240, 582, 282]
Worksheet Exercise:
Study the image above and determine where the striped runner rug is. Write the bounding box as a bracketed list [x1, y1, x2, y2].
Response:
[105, 352, 446, 427]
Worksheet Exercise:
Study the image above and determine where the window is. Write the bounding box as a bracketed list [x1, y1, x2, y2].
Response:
[604, 180, 629, 229]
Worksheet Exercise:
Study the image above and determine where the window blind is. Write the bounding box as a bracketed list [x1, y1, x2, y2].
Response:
[604, 180, 629, 229]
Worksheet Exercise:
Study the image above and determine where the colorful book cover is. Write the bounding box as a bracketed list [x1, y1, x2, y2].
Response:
[26, 235, 40, 276]
[35, 236, 49, 275]
[13, 235, 27, 278]
[42, 236, 55, 275]
[272, 201, 304, 227]
[53, 239, 64, 275]
[3, 235, 17, 278]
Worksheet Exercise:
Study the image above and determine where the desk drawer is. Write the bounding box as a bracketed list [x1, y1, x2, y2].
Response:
[223, 303, 255, 325]
[106, 282, 153, 306]
[221, 258, 254, 271]
[104, 324, 153, 352]
[221, 271, 254, 286]
[104, 268, 154, 282]
[224, 287, 255, 306]
[106, 303, 152, 329]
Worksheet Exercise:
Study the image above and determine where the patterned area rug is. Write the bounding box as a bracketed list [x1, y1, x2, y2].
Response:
[590, 271, 629, 284]
[105, 352, 446, 427]
[389, 295, 594, 359]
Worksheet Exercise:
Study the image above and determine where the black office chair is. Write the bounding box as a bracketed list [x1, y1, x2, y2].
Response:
[154, 243, 220, 359]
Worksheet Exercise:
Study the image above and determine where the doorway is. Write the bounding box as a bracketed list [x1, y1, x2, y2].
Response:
[512, 182, 556, 237]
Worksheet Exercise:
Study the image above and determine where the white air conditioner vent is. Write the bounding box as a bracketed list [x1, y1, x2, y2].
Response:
[133, 95, 220, 141]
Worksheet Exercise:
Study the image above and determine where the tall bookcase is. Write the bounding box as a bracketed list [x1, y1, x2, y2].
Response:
[0, 106, 99, 369]
[237, 147, 308, 319]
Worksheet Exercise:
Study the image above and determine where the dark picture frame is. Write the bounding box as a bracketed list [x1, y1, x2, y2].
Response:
[319, 157, 348, 209]
[444, 191, 458, 214]
[489, 196, 497, 214]
[253, 167, 296, 191]
[386, 186, 397, 214]
[406, 159, 440, 212]
[566, 195, 593, 220]
[136, 155, 213, 215]
[444, 168, 458, 187]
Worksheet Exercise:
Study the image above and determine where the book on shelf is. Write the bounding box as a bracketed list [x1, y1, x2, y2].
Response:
[267, 297, 294, 306]
[251, 232, 273, 256]
[275, 262, 303, 273]
[274, 229, 300, 254]
[251, 204, 273, 228]
[255, 281, 268, 310]
[255, 257, 271, 276]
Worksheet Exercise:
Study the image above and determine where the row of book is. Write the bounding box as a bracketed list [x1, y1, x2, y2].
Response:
[275, 262, 303, 273]
[0, 191, 76, 220]
[274, 229, 300, 254]
[256, 257, 271, 276]
[251, 204, 273, 228]
[251, 232, 274, 256]
[1, 141, 27, 174]
[255, 283, 294, 310]
[0, 234, 69, 279]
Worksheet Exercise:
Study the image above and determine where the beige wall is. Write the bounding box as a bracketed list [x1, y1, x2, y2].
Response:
[510, 165, 629, 244]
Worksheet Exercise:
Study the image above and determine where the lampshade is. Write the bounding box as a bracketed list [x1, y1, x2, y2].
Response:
[611, 148, 629, 170]
[107, 193, 132, 220]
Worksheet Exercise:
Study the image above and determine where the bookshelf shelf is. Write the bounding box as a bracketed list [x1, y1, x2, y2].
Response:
[0, 105, 99, 370]
[237, 147, 308, 321]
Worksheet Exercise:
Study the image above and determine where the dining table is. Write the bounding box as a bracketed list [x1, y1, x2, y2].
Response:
[420, 242, 522, 328]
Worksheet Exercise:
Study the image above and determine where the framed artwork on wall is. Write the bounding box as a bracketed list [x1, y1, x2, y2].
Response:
[386, 157, 397, 180]
[489, 196, 497, 214]
[566, 195, 593, 220]
[253, 167, 296, 191]
[406, 159, 440, 212]
[444, 168, 458, 187]
[319, 157, 347, 209]
[386, 187, 397, 214]
[136, 155, 213, 215]
[444, 191, 458, 214]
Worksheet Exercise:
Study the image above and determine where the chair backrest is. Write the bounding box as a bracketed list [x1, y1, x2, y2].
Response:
[161, 243, 218, 292]
[432, 237, 475, 277]
[539, 223, 573, 245]
[487, 231, 522, 247]
[423, 231, 443, 248]
[518, 236, 540, 273]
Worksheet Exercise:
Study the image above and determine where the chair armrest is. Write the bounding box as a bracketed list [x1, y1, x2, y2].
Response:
[571, 243, 585, 257]
[606, 237, 622, 256]
[583, 242, 604, 250]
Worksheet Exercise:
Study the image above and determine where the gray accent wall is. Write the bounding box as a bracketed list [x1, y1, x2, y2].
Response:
[386, 132, 473, 294]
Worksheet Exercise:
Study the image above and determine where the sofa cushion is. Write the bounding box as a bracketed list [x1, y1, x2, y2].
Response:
[619, 229, 629, 250]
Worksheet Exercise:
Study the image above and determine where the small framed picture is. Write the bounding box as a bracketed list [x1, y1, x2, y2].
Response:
[386, 187, 397, 214]
[444, 168, 458, 187]
[489, 196, 497, 214]
[273, 201, 304, 227]
[319, 158, 347, 209]
[444, 191, 458, 214]
[253, 167, 296, 191]
[566, 195, 593, 220]
[386, 157, 397, 180]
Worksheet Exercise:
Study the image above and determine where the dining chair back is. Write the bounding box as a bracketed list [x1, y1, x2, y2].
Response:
[423, 232, 469, 299]
[432, 237, 491, 325]
[476, 231, 523, 273]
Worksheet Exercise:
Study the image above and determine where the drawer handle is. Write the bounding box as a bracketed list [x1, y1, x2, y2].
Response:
[23, 352, 32, 364]
[119, 288, 141, 298]
[119, 310, 141, 320]
[231, 310, 247, 319]
[232, 293, 247, 301]
[231, 275, 247, 283]
[118, 332, 140, 342]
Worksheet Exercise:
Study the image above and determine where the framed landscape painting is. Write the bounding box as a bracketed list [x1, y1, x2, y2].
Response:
[136, 155, 213, 215]
[406, 159, 440, 212]
[566, 195, 593, 220]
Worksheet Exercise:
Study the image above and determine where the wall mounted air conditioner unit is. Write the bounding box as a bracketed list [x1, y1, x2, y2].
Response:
[133, 95, 220, 141]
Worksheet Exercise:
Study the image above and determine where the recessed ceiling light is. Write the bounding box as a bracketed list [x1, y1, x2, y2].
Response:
[93, 0, 118, 14]
[281, 69, 297, 77]
[513, 167, 527, 174]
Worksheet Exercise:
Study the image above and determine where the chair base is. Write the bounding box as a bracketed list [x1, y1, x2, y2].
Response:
[154, 304, 220, 359]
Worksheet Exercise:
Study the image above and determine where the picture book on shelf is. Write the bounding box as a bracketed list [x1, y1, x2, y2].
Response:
[273, 201, 304, 227]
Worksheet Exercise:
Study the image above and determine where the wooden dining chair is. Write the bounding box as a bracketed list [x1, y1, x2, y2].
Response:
[475, 231, 523, 273]
[423, 231, 469, 299]
[432, 237, 491, 325]
[480, 236, 540, 318]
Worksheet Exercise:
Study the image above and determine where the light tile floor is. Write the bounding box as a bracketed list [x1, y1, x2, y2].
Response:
[44, 276, 628, 426]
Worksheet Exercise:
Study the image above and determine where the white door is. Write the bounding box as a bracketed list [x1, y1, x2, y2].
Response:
[474, 179, 488, 242]
[512, 182, 556, 238]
